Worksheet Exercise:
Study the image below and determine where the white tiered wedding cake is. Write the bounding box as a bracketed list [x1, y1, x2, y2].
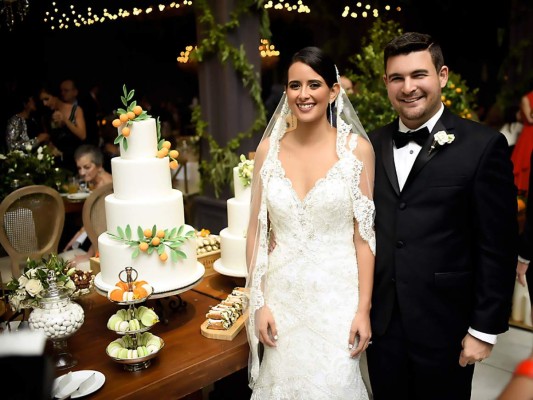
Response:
[94, 86, 204, 294]
[214, 155, 253, 278]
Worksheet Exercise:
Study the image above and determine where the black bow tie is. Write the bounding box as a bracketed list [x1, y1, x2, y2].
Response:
[393, 127, 430, 148]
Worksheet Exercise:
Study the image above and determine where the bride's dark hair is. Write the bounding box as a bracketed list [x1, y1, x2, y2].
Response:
[286, 46, 337, 88]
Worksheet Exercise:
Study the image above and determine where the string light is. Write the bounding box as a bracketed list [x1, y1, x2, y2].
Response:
[43, 0, 193, 30]
[1, 0, 30, 31]
[42, 1, 402, 30]
[177, 39, 280, 69]
[341, 2, 401, 19]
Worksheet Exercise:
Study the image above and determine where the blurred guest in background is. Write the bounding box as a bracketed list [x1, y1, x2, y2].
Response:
[63, 144, 112, 265]
[60, 78, 100, 147]
[39, 85, 86, 173]
[5, 87, 48, 151]
[500, 104, 523, 157]
[74, 144, 112, 190]
[512, 88, 533, 196]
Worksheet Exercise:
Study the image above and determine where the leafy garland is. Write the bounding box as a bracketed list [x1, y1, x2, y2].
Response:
[108, 224, 195, 262]
[192, 0, 269, 197]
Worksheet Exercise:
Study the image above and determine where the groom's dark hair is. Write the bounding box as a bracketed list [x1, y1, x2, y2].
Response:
[384, 32, 445, 73]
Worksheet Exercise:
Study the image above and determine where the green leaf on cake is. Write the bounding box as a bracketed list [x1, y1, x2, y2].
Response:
[108, 224, 193, 261]
[171, 249, 187, 261]
[125, 225, 132, 240]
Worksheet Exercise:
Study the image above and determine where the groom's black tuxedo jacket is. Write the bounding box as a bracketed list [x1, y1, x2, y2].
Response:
[369, 107, 518, 348]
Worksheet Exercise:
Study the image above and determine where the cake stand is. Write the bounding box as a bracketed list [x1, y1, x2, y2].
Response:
[213, 259, 247, 278]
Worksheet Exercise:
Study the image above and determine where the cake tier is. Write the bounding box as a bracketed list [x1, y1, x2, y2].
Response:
[118, 118, 158, 159]
[111, 157, 173, 200]
[226, 198, 250, 237]
[233, 166, 251, 202]
[219, 228, 247, 276]
[105, 190, 185, 235]
[98, 225, 202, 293]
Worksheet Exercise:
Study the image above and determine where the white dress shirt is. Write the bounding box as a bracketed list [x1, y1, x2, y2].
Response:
[393, 103, 497, 345]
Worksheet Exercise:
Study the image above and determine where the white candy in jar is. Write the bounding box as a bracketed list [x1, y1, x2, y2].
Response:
[29, 301, 84, 339]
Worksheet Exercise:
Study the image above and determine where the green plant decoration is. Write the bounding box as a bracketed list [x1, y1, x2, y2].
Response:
[192, 0, 269, 198]
[107, 224, 195, 262]
[345, 19, 479, 132]
[113, 85, 152, 151]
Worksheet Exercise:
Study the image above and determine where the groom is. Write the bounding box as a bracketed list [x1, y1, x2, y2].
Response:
[366, 32, 518, 400]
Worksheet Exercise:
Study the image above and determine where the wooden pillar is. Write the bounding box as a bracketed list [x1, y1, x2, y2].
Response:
[194, 0, 261, 232]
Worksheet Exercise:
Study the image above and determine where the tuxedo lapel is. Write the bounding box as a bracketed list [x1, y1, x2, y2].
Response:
[381, 125, 401, 196]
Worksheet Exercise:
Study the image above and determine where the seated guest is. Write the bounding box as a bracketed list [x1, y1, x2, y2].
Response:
[74, 144, 112, 190]
[63, 144, 112, 266]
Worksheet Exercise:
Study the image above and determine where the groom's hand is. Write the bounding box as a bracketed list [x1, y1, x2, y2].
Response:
[459, 333, 493, 367]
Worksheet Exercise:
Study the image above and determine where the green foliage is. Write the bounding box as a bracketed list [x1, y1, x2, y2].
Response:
[108, 224, 195, 262]
[344, 19, 479, 132]
[192, 0, 269, 198]
[113, 84, 154, 151]
[0, 145, 69, 200]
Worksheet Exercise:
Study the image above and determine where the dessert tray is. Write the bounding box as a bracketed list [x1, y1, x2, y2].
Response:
[200, 287, 249, 341]
[104, 267, 164, 371]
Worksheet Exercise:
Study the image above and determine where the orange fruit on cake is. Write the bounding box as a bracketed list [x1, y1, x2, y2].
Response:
[169, 150, 179, 159]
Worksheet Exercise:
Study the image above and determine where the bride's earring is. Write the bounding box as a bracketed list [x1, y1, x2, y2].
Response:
[328, 102, 333, 127]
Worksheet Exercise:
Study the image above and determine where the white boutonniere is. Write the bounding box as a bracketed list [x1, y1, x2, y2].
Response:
[429, 130, 455, 155]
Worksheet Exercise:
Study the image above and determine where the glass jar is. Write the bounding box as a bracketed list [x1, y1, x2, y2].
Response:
[28, 271, 84, 369]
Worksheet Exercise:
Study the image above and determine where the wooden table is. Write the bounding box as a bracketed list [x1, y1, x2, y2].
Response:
[55, 277, 250, 399]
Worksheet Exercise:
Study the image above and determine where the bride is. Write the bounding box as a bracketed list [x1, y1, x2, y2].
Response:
[245, 46, 376, 399]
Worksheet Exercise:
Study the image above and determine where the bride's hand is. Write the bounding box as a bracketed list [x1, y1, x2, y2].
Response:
[348, 312, 371, 358]
[257, 305, 278, 347]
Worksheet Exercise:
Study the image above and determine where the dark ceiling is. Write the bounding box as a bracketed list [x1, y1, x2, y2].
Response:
[1, 0, 530, 115]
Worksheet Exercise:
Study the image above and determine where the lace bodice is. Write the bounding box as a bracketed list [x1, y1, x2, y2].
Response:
[248, 130, 373, 399]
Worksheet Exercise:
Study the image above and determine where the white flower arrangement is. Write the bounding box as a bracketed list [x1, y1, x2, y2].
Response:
[6, 254, 92, 312]
[429, 131, 455, 155]
[237, 154, 254, 188]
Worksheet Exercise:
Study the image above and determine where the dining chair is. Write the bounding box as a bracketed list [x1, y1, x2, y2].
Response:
[82, 182, 113, 259]
[0, 185, 65, 281]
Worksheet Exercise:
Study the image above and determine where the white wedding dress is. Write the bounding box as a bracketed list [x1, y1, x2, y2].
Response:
[249, 127, 372, 399]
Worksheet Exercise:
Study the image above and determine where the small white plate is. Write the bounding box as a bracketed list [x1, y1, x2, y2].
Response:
[53, 370, 105, 398]
[67, 192, 90, 200]
[213, 259, 247, 278]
